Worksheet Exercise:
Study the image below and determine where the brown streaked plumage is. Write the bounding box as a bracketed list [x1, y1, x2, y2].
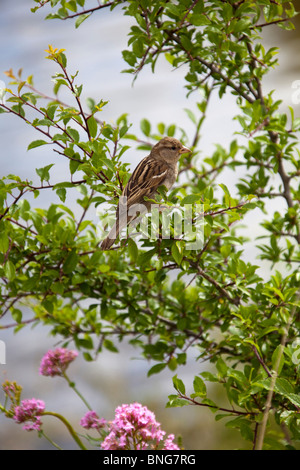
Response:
[101, 137, 190, 250]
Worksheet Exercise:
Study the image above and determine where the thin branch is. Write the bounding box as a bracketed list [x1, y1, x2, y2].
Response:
[256, 289, 300, 450]
[167, 31, 255, 104]
[188, 260, 239, 306]
[59, 1, 125, 20]
[177, 393, 257, 416]
[22, 180, 86, 191]
[0, 189, 26, 222]
[5, 218, 38, 236]
[252, 345, 272, 377]
[253, 18, 293, 29]
[205, 201, 249, 218]
[0, 318, 37, 329]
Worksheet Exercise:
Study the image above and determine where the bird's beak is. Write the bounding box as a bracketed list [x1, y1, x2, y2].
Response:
[180, 146, 191, 155]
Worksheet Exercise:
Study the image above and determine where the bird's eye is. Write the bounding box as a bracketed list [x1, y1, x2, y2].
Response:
[171, 145, 176, 150]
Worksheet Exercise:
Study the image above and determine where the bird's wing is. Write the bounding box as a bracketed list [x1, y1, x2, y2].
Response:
[123, 156, 169, 207]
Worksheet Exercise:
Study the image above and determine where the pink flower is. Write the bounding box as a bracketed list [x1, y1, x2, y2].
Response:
[2, 380, 22, 400]
[39, 348, 78, 377]
[13, 398, 45, 432]
[163, 434, 180, 450]
[80, 411, 106, 430]
[101, 402, 179, 450]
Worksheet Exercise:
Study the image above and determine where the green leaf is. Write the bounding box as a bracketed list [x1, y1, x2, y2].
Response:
[172, 374, 186, 395]
[272, 345, 285, 375]
[27, 140, 48, 150]
[67, 127, 80, 142]
[180, 194, 201, 205]
[157, 122, 165, 134]
[192, 376, 207, 397]
[75, 13, 91, 28]
[165, 52, 175, 65]
[63, 249, 79, 274]
[166, 396, 189, 408]
[99, 264, 110, 273]
[190, 14, 210, 26]
[83, 352, 94, 361]
[4, 260, 16, 281]
[127, 238, 138, 261]
[11, 308, 22, 323]
[201, 371, 219, 382]
[219, 183, 231, 197]
[0, 232, 9, 253]
[87, 115, 98, 138]
[36, 164, 54, 182]
[147, 363, 167, 377]
[184, 108, 197, 124]
[253, 377, 294, 397]
[46, 103, 58, 120]
[140, 118, 151, 136]
[166, 3, 181, 18]
[56, 188, 66, 202]
[138, 248, 156, 266]
[103, 339, 119, 353]
[284, 393, 300, 408]
[171, 242, 183, 265]
[51, 282, 64, 295]
[122, 50, 137, 67]
[216, 357, 228, 378]
[167, 124, 176, 136]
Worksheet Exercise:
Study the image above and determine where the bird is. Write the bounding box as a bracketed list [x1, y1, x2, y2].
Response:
[101, 136, 190, 250]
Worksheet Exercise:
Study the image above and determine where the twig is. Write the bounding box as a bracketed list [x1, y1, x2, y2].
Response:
[177, 392, 257, 416]
[256, 289, 300, 450]
[59, 1, 125, 20]
[253, 18, 293, 29]
[252, 345, 272, 377]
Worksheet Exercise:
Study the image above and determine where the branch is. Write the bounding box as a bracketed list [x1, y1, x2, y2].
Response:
[256, 289, 300, 450]
[253, 18, 294, 30]
[177, 392, 257, 416]
[252, 345, 272, 377]
[167, 31, 255, 104]
[59, 1, 126, 20]
[0, 189, 27, 222]
[196, 266, 240, 305]
[205, 201, 249, 218]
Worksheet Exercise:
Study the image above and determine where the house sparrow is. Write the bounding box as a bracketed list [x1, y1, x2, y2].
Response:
[101, 136, 190, 250]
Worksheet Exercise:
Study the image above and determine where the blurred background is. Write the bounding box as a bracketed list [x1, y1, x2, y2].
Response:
[0, 0, 299, 450]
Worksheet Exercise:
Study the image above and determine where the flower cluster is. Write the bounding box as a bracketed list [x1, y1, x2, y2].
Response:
[39, 348, 78, 377]
[80, 411, 106, 430]
[99, 402, 179, 450]
[13, 398, 45, 431]
[2, 380, 22, 404]
[4, 348, 180, 449]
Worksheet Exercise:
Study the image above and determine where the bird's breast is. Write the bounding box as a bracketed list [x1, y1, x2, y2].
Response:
[163, 166, 178, 190]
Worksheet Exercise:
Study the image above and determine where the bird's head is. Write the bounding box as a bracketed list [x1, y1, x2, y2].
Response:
[152, 137, 190, 163]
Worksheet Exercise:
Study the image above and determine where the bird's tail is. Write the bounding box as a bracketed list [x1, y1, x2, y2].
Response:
[101, 219, 119, 251]
[101, 202, 147, 250]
